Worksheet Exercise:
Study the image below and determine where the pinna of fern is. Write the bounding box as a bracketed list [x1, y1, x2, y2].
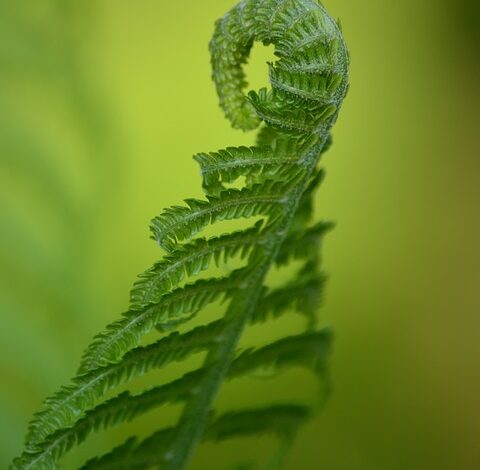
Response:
[12, 0, 349, 469]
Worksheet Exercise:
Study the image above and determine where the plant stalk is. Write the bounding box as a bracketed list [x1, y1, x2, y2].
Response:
[163, 136, 329, 470]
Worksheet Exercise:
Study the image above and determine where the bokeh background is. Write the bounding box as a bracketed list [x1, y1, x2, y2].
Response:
[1, 0, 479, 468]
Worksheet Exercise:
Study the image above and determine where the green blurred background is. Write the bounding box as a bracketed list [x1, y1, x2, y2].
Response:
[1, 0, 479, 468]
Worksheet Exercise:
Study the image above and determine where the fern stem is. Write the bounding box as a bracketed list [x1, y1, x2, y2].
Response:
[163, 138, 327, 469]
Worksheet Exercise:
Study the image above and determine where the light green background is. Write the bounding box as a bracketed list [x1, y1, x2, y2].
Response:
[1, 0, 479, 468]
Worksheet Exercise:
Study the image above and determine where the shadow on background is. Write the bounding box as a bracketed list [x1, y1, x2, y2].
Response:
[1, 0, 479, 469]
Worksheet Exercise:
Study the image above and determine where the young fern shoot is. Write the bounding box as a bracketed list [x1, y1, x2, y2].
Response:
[12, 0, 349, 469]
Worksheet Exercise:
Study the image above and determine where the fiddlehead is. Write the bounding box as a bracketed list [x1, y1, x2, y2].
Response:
[12, 0, 349, 468]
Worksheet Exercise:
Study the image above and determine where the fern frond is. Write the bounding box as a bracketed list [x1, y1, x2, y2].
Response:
[289, 168, 326, 230]
[229, 329, 332, 380]
[80, 271, 245, 373]
[82, 429, 179, 470]
[13, 0, 349, 468]
[27, 317, 331, 453]
[81, 437, 142, 470]
[205, 405, 311, 442]
[194, 136, 317, 195]
[25, 321, 227, 447]
[150, 181, 291, 251]
[81, 405, 310, 470]
[252, 263, 326, 326]
[130, 223, 262, 308]
[269, 64, 343, 102]
[14, 371, 204, 470]
[249, 88, 337, 132]
[277, 221, 334, 266]
[19, 327, 331, 469]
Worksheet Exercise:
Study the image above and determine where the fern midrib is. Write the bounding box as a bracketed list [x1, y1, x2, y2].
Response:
[162, 136, 328, 470]
[84, 275, 240, 372]
[200, 155, 299, 174]
[250, 108, 318, 133]
[159, 192, 286, 240]
[281, 63, 341, 74]
[288, 32, 332, 55]
[136, 230, 260, 304]
[269, 77, 336, 102]
[28, 328, 212, 451]
[283, 9, 316, 35]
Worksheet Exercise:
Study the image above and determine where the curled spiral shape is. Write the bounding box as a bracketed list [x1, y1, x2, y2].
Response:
[210, 0, 349, 135]
[11, 2, 349, 469]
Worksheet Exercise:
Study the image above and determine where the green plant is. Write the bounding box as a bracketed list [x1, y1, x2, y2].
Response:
[12, 0, 349, 468]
